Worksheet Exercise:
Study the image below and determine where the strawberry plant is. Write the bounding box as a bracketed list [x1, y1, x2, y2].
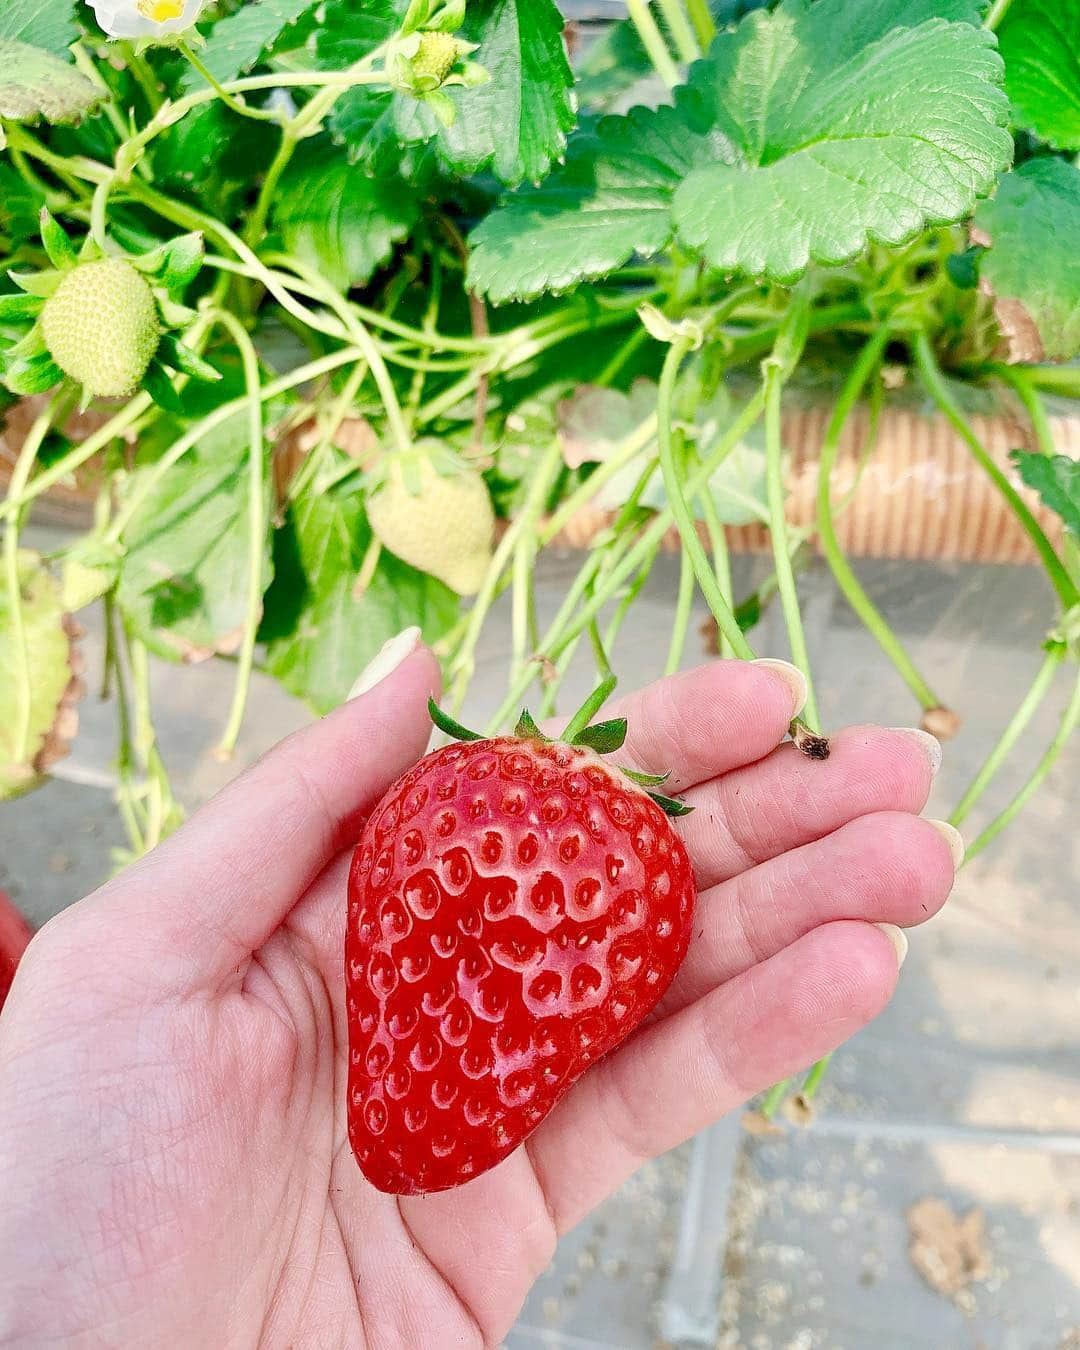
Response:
[1, 0, 1079, 1125]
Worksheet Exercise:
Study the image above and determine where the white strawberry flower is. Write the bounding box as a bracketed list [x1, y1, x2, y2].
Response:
[89, 0, 207, 40]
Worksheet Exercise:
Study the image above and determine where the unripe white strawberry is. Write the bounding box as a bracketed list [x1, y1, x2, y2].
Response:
[41, 259, 161, 399]
[367, 440, 495, 596]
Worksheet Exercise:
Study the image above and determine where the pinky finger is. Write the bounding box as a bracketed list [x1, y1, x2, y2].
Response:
[527, 921, 902, 1233]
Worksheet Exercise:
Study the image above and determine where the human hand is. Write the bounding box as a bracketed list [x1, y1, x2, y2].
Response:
[0, 640, 958, 1347]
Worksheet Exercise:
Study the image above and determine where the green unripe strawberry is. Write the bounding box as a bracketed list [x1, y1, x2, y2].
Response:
[367, 440, 495, 596]
[411, 31, 465, 87]
[41, 259, 161, 399]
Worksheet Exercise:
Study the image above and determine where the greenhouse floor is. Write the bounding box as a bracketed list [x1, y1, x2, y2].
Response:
[3, 535, 1079, 1350]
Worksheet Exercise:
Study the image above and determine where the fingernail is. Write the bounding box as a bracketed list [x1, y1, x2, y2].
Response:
[927, 818, 965, 869]
[348, 627, 421, 700]
[874, 922, 909, 969]
[752, 658, 808, 718]
[888, 727, 943, 777]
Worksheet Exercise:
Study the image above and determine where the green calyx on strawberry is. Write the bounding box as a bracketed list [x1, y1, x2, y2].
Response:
[365, 438, 495, 597]
[346, 678, 696, 1195]
[0, 210, 219, 408]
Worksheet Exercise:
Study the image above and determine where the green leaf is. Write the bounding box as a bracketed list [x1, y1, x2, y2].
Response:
[317, 0, 573, 186]
[0, 39, 104, 125]
[571, 717, 628, 754]
[997, 0, 1080, 151]
[1011, 450, 1080, 537]
[975, 157, 1080, 361]
[648, 790, 693, 817]
[673, 3, 1011, 281]
[273, 140, 420, 291]
[0, 0, 78, 57]
[438, 0, 574, 185]
[262, 481, 459, 714]
[157, 335, 221, 382]
[467, 105, 715, 303]
[0, 164, 45, 244]
[0, 553, 79, 800]
[180, 0, 319, 91]
[117, 409, 274, 663]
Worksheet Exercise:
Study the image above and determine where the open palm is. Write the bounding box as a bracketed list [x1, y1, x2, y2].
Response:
[0, 647, 956, 1348]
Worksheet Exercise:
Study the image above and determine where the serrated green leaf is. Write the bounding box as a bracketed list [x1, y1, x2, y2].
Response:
[975, 157, 1080, 361]
[0, 39, 104, 125]
[673, 3, 1011, 282]
[0, 0, 78, 57]
[273, 140, 420, 291]
[116, 408, 274, 663]
[438, 0, 574, 185]
[1, 553, 78, 800]
[1011, 450, 1080, 537]
[318, 0, 573, 186]
[261, 481, 459, 714]
[997, 0, 1080, 151]
[467, 105, 716, 303]
[571, 716, 628, 754]
[180, 0, 318, 91]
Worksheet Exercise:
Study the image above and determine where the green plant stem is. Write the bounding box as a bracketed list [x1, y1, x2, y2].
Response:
[658, 336, 756, 661]
[212, 313, 266, 757]
[657, 0, 700, 62]
[914, 334, 1078, 611]
[287, 360, 369, 502]
[245, 129, 298, 246]
[948, 645, 1066, 828]
[984, 0, 1014, 29]
[178, 40, 283, 122]
[120, 42, 164, 113]
[763, 361, 820, 727]
[817, 330, 942, 711]
[3, 401, 58, 766]
[104, 348, 361, 543]
[107, 598, 144, 855]
[448, 439, 564, 710]
[625, 0, 680, 87]
[760, 1078, 791, 1118]
[684, 0, 716, 46]
[665, 546, 695, 675]
[691, 447, 734, 658]
[542, 413, 658, 542]
[799, 1054, 831, 1102]
[964, 669, 1080, 862]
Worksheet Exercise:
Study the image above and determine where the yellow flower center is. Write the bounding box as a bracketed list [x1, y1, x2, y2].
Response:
[137, 0, 184, 22]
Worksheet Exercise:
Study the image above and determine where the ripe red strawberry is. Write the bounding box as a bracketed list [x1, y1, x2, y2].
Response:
[346, 696, 696, 1195]
[0, 890, 32, 1012]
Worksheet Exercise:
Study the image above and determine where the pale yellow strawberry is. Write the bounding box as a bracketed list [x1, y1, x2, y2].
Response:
[367, 440, 494, 596]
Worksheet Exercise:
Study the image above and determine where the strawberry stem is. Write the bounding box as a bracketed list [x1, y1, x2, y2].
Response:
[561, 673, 618, 744]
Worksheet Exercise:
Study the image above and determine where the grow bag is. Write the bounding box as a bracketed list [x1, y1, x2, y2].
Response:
[548, 402, 1080, 565]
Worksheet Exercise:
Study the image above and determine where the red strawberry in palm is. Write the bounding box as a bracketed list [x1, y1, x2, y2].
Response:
[346, 682, 696, 1194]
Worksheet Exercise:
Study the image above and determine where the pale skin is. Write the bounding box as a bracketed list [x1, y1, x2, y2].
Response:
[0, 650, 956, 1348]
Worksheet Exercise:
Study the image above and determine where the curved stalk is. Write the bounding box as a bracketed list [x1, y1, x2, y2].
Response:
[105, 348, 361, 543]
[817, 330, 943, 711]
[665, 545, 696, 675]
[914, 334, 1077, 610]
[626, 0, 680, 86]
[212, 313, 266, 757]
[763, 361, 820, 727]
[948, 645, 1066, 827]
[657, 335, 756, 661]
[964, 669, 1080, 862]
[3, 400, 59, 766]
